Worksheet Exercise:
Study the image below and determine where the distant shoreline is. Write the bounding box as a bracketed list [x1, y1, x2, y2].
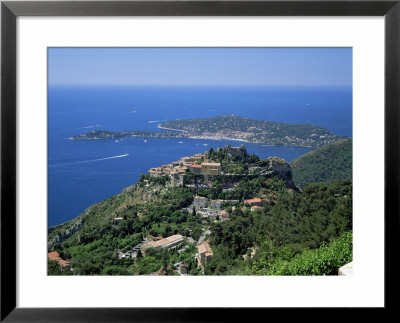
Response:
[70, 116, 345, 148]
[157, 125, 187, 132]
[160, 125, 316, 147]
[70, 131, 317, 148]
[187, 136, 314, 148]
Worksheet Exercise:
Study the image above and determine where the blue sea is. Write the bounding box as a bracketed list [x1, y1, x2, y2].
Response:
[48, 85, 352, 227]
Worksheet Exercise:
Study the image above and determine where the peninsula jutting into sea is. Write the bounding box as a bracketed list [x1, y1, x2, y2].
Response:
[70, 115, 347, 148]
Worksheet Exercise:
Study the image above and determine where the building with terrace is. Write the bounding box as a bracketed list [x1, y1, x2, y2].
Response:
[200, 162, 221, 175]
[196, 240, 214, 271]
[140, 234, 184, 255]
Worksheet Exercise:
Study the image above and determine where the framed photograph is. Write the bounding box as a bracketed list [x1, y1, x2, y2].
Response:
[1, 0, 399, 321]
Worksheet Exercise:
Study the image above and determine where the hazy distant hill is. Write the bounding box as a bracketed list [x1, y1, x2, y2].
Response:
[291, 139, 352, 189]
[160, 115, 346, 148]
[72, 115, 347, 148]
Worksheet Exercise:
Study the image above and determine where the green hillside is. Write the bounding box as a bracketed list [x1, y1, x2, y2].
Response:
[48, 145, 352, 276]
[291, 139, 352, 189]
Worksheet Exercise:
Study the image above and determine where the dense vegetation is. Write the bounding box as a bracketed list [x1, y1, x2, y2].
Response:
[196, 175, 288, 202]
[244, 230, 352, 275]
[48, 183, 202, 275]
[291, 139, 352, 189]
[48, 259, 73, 275]
[205, 180, 352, 275]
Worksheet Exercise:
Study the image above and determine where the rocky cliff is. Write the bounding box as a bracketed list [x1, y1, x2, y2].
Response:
[48, 218, 84, 250]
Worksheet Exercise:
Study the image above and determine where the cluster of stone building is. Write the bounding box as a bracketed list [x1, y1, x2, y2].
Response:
[147, 152, 221, 185]
[190, 195, 265, 222]
[191, 195, 237, 222]
[191, 197, 265, 272]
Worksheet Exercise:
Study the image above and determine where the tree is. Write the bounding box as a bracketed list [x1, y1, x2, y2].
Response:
[137, 249, 142, 258]
[208, 148, 214, 158]
[103, 265, 128, 275]
[163, 249, 171, 268]
[48, 259, 63, 275]
[163, 224, 172, 237]
[191, 227, 202, 241]
[48, 259, 73, 276]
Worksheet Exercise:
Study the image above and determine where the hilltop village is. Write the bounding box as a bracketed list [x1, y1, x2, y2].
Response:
[115, 145, 275, 274]
[48, 141, 353, 276]
[148, 150, 222, 185]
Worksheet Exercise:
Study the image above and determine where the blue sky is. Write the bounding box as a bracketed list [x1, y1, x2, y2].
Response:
[48, 48, 352, 86]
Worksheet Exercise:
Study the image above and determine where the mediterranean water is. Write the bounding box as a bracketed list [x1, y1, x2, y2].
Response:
[48, 85, 352, 227]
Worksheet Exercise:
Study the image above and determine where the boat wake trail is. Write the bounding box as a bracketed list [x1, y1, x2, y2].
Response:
[49, 154, 129, 166]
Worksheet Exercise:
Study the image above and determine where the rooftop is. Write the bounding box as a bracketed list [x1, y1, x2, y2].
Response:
[245, 198, 262, 204]
[144, 234, 184, 249]
[48, 251, 60, 261]
[198, 241, 213, 255]
[48, 251, 71, 268]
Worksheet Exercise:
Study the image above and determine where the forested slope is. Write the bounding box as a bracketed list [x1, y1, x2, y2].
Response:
[291, 139, 352, 189]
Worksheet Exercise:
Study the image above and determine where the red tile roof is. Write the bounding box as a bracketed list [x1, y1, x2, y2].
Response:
[48, 251, 71, 268]
[245, 198, 262, 204]
[198, 241, 213, 256]
[48, 251, 60, 261]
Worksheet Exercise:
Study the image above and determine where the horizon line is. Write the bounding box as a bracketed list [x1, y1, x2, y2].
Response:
[48, 83, 353, 87]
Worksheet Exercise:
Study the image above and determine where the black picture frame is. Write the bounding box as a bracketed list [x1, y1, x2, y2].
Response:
[1, 0, 399, 321]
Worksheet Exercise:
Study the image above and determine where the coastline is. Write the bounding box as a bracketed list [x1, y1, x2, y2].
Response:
[188, 135, 249, 143]
[157, 125, 188, 132]
[70, 131, 318, 148]
[187, 136, 315, 148]
[156, 125, 323, 148]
